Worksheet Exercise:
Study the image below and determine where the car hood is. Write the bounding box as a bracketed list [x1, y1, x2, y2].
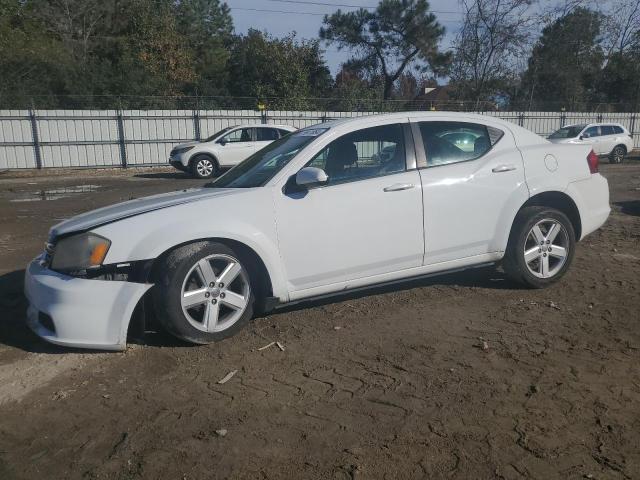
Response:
[50, 187, 243, 238]
[173, 141, 200, 149]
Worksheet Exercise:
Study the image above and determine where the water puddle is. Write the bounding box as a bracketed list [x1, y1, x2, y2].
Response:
[10, 185, 100, 202]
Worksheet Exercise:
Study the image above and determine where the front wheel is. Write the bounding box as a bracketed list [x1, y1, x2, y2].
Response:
[191, 155, 218, 179]
[502, 207, 576, 288]
[609, 145, 626, 164]
[153, 242, 255, 344]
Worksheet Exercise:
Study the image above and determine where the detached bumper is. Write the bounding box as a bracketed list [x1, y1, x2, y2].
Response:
[24, 257, 152, 351]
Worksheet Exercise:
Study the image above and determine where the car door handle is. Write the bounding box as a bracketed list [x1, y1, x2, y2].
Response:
[383, 183, 415, 192]
[492, 164, 516, 173]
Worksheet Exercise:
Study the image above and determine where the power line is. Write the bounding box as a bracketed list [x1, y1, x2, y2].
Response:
[265, 0, 460, 14]
[229, 7, 462, 23]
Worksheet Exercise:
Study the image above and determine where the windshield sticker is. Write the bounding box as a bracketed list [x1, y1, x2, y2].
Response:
[294, 127, 329, 137]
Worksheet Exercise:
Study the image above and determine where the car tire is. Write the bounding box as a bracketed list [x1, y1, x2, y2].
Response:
[190, 155, 218, 179]
[152, 241, 256, 344]
[502, 206, 576, 289]
[609, 145, 626, 164]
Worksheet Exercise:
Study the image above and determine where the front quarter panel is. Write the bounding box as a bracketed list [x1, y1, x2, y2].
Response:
[92, 188, 288, 300]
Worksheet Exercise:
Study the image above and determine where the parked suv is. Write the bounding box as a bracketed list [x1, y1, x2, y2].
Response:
[548, 123, 634, 163]
[170, 124, 297, 178]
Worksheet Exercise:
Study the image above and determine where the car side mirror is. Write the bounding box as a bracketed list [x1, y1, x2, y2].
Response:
[218, 138, 227, 146]
[296, 167, 328, 187]
[580, 134, 587, 140]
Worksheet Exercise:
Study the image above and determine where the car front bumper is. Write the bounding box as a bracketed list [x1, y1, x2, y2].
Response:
[24, 257, 152, 351]
[170, 159, 188, 171]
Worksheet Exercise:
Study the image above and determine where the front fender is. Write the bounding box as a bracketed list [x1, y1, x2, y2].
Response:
[92, 189, 289, 301]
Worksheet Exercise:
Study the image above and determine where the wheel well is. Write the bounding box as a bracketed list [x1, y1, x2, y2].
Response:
[147, 238, 273, 298]
[613, 144, 627, 153]
[520, 191, 582, 239]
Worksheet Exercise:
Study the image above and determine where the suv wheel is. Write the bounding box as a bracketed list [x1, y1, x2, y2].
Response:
[191, 155, 218, 179]
[503, 206, 576, 288]
[610, 145, 626, 164]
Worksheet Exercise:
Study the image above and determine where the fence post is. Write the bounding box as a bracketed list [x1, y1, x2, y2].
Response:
[630, 114, 637, 149]
[116, 110, 128, 168]
[193, 109, 201, 141]
[261, 109, 267, 124]
[28, 108, 43, 169]
[560, 111, 567, 128]
[518, 112, 524, 127]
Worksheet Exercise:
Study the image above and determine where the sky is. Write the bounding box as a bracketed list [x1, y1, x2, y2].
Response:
[227, 0, 467, 75]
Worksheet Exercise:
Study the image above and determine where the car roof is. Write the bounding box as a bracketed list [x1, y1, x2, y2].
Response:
[564, 122, 624, 129]
[301, 111, 546, 145]
[228, 124, 296, 129]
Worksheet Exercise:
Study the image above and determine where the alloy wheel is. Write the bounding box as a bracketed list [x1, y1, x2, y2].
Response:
[180, 254, 250, 332]
[523, 219, 569, 279]
[613, 147, 625, 164]
[196, 158, 214, 177]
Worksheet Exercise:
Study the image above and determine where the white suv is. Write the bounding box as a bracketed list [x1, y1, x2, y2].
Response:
[170, 124, 297, 178]
[548, 123, 634, 163]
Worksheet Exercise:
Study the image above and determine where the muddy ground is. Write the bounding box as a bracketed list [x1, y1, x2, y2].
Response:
[0, 163, 638, 479]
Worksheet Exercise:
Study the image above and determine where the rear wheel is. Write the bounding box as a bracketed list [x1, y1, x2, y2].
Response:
[153, 242, 255, 344]
[609, 145, 626, 164]
[191, 155, 218, 179]
[503, 207, 576, 288]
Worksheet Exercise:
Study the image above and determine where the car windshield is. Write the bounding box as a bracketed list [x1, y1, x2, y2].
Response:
[204, 127, 233, 142]
[548, 125, 586, 139]
[206, 127, 329, 188]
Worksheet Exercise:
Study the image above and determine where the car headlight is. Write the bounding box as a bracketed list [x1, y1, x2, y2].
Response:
[50, 233, 111, 271]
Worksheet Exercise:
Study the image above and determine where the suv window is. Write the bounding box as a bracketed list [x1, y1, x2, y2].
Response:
[601, 125, 615, 136]
[221, 128, 252, 143]
[256, 128, 279, 141]
[583, 126, 600, 138]
[613, 126, 624, 134]
[278, 129, 293, 137]
[306, 124, 406, 185]
[418, 122, 498, 167]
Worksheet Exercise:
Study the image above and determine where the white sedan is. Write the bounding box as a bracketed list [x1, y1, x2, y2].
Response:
[170, 124, 296, 178]
[24, 112, 610, 350]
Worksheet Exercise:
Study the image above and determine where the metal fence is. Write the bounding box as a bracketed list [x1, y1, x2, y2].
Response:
[1, 109, 639, 170]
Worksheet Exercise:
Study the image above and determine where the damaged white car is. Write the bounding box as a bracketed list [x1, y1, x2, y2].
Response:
[25, 112, 610, 350]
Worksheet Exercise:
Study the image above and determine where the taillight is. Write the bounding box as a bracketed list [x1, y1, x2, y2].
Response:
[587, 150, 599, 174]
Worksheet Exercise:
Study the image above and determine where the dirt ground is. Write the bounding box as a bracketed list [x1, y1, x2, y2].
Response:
[0, 163, 638, 480]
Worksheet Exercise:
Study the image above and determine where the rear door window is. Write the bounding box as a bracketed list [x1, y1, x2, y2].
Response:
[256, 128, 280, 141]
[418, 122, 501, 167]
[601, 125, 615, 136]
[583, 126, 600, 138]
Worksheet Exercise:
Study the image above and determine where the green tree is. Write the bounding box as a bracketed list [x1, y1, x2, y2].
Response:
[227, 30, 332, 109]
[521, 7, 605, 109]
[0, 0, 73, 107]
[598, 37, 640, 107]
[175, 0, 234, 97]
[320, 0, 449, 100]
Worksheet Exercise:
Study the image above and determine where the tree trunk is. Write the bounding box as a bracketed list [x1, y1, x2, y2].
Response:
[383, 77, 393, 101]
